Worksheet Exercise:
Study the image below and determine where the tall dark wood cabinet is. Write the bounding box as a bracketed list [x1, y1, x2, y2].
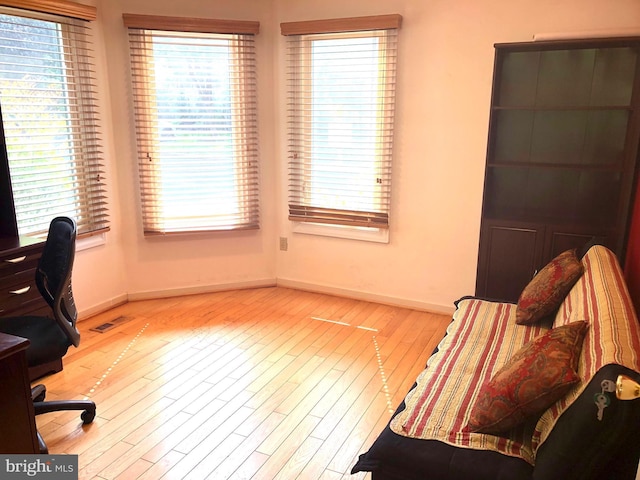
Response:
[476, 37, 640, 302]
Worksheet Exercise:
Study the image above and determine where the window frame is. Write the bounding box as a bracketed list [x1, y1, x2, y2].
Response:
[0, 1, 108, 239]
[123, 14, 261, 235]
[281, 15, 401, 241]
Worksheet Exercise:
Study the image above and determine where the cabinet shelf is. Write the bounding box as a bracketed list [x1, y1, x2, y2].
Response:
[490, 108, 628, 167]
[495, 45, 637, 109]
[493, 105, 632, 111]
[486, 162, 623, 171]
[482, 209, 618, 229]
[482, 214, 619, 232]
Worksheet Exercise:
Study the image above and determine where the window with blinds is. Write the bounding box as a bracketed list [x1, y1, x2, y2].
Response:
[124, 15, 260, 235]
[0, 5, 108, 237]
[282, 15, 401, 229]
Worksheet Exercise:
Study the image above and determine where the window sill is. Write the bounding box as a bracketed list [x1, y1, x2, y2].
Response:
[292, 221, 389, 243]
[77, 232, 106, 251]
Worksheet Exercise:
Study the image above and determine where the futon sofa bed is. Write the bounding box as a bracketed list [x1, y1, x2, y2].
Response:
[352, 245, 640, 480]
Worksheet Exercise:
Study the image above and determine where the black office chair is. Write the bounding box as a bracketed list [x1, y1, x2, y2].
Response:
[0, 216, 96, 453]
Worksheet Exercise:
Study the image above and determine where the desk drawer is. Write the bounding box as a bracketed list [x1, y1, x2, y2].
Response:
[0, 240, 46, 318]
[0, 279, 44, 316]
[0, 250, 41, 276]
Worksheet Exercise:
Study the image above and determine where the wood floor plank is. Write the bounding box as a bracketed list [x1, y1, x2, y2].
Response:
[97, 412, 189, 479]
[79, 440, 133, 479]
[68, 395, 176, 460]
[309, 341, 378, 422]
[183, 433, 246, 480]
[318, 470, 343, 480]
[140, 398, 228, 463]
[136, 450, 185, 480]
[114, 458, 153, 480]
[235, 382, 297, 437]
[327, 391, 390, 473]
[273, 435, 323, 480]
[211, 411, 286, 479]
[252, 415, 321, 479]
[163, 425, 249, 479]
[33, 287, 452, 480]
[227, 451, 269, 480]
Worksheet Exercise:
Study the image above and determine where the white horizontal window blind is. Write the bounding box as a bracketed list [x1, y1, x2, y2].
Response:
[124, 15, 260, 234]
[0, 4, 108, 237]
[282, 15, 401, 229]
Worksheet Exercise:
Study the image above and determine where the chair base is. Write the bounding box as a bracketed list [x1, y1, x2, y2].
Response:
[31, 384, 96, 453]
[36, 431, 47, 454]
[33, 399, 96, 423]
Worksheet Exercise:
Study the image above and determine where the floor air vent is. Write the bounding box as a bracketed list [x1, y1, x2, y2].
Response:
[90, 316, 131, 333]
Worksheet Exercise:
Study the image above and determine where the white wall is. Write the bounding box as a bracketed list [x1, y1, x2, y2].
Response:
[71, 0, 279, 315]
[69, 0, 640, 317]
[273, 0, 640, 313]
[68, 0, 127, 316]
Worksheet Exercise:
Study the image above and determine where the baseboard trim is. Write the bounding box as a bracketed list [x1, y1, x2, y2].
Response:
[276, 278, 455, 316]
[80, 277, 455, 320]
[79, 293, 129, 320]
[127, 278, 278, 302]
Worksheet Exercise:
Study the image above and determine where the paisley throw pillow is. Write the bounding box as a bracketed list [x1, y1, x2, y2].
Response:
[516, 249, 584, 325]
[467, 321, 588, 434]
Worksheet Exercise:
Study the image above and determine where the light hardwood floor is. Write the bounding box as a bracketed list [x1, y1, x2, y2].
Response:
[35, 287, 451, 479]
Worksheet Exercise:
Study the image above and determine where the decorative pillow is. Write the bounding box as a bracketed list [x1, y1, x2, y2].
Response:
[516, 249, 584, 325]
[467, 321, 588, 434]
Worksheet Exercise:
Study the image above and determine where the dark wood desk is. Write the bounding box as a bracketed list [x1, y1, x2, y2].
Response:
[0, 332, 39, 453]
[0, 236, 59, 380]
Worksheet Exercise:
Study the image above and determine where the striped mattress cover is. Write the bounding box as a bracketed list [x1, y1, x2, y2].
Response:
[390, 245, 640, 465]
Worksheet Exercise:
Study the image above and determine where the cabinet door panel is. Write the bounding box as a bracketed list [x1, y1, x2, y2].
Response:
[545, 229, 611, 263]
[477, 223, 543, 302]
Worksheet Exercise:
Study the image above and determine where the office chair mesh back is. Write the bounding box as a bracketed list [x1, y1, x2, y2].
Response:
[0, 217, 80, 367]
[36, 217, 80, 347]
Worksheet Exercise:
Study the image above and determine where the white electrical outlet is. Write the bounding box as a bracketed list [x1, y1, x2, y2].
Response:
[279, 237, 288, 251]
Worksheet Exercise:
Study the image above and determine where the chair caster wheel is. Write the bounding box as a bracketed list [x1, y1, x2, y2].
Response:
[32, 385, 47, 403]
[81, 408, 96, 424]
